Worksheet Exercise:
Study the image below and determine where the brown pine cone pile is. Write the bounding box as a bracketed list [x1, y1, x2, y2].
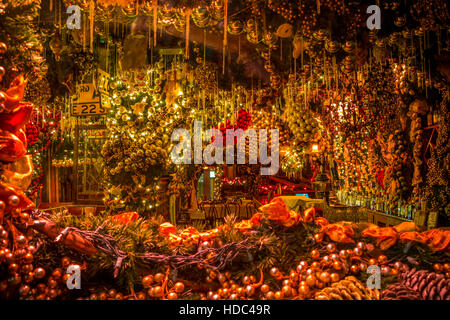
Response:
[381, 283, 422, 300]
[401, 268, 450, 300]
[315, 276, 378, 300]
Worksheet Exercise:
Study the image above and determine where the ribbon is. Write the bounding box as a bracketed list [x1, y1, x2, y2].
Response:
[1, 75, 28, 111]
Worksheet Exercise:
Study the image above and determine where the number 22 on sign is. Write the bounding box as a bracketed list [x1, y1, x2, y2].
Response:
[71, 83, 106, 116]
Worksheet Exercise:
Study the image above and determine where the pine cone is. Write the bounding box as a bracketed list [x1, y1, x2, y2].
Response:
[315, 276, 378, 300]
[381, 283, 422, 300]
[401, 268, 450, 300]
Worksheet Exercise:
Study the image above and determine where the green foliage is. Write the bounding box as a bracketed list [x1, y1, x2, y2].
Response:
[0, 0, 46, 86]
[35, 209, 172, 288]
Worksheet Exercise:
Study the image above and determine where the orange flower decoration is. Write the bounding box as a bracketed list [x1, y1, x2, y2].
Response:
[324, 222, 355, 243]
[234, 219, 253, 232]
[393, 222, 418, 233]
[180, 226, 199, 236]
[282, 210, 302, 228]
[250, 212, 262, 227]
[421, 229, 450, 252]
[199, 231, 215, 242]
[204, 228, 220, 240]
[259, 197, 290, 222]
[168, 234, 182, 246]
[159, 222, 176, 236]
[303, 207, 317, 223]
[110, 211, 139, 225]
[362, 226, 398, 250]
[399, 231, 426, 244]
[314, 216, 329, 232]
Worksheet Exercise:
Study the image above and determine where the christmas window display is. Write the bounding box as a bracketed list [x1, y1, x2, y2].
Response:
[0, 0, 448, 303]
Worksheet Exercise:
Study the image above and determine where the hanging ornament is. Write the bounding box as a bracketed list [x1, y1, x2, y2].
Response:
[192, 7, 210, 28]
[292, 34, 308, 59]
[227, 20, 244, 35]
[368, 29, 379, 43]
[270, 74, 281, 90]
[388, 33, 401, 46]
[343, 41, 355, 54]
[122, 2, 137, 17]
[245, 18, 257, 33]
[159, 4, 175, 26]
[210, 0, 224, 21]
[394, 16, 406, 27]
[375, 38, 387, 48]
[247, 30, 259, 44]
[89, 0, 94, 53]
[342, 56, 355, 74]
[174, 12, 186, 33]
[262, 32, 278, 48]
[325, 40, 341, 54]
[153, 0, 159, 46]
[275, 23, 293, 38]
[313, 29, 328, 41]
[141, 1, 154, 15]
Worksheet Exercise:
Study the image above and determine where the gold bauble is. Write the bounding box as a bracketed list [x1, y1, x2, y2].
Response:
[246, 19, 256, 32]
[313, 29, 328, 41]
[160, 6, 176, 26]
[247, 30, 259, 44]
[227, 20, 244, 35]
[275, 23, 293, 38]
[343, 41, 355, 54]
[325, 40, 340, 53]
[394, 16, 406, 27]
[263, 32, 278, 47]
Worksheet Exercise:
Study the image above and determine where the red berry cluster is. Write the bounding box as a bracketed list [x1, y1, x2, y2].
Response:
[25, 123, 39, 146]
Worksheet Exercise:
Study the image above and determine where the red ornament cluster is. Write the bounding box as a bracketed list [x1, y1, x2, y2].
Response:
[236, 109, 251, 131]
[211, 109, 252, 146]
[25, 123, 39, 146]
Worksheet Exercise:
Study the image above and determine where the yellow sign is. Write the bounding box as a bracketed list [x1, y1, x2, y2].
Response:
[98, 70, 110, 95]
[72, 103, 106, 116]
[72, 83, 106, 116]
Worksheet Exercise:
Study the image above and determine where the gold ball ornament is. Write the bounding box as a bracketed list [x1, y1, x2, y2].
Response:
[305, 275, 316, 287]
[263, 31, 278, 47]
[326, 243, 336, 253]
[330, 273, 340, 282]
[174, 282, 185, 293]
[0, 42, 7, 55]
[34, 267, 46, 279]
[167, 292, 178, 300]
[269, 267, 280, 277]
[378, 255, 388, 265]
[343, 41, 355, 54]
